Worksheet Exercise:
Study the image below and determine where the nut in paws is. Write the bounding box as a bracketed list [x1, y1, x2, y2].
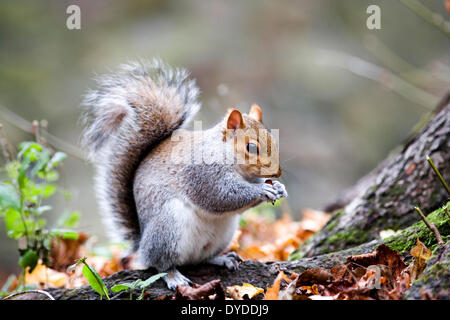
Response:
[263, 181, 288, 204]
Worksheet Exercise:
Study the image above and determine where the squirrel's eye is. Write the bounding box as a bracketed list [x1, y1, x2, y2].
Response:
[246, 142, 259, 155]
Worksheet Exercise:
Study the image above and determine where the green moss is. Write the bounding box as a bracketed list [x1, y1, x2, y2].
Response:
[326, 229, 370, 246]
[384, 202, 450, 253]
[417, 262, 450, 290]
[325, 210, 343, 232]
[289, 250, 304, 260]
[289, 236, 312, 260]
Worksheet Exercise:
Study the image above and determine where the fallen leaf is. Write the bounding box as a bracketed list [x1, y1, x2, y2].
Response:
[264, 271, 290, 300]
[410, 238, 432, 261]
[175, 279, 224, 300]
[50, 232, 88, 272]
[232, 210, 329, 262]
[227, 283, 264, 300]
[25, 264, 68, 288]
[275, 245, 414, 300]
[346, 244, 406, 277]
[405, 238, 432, 282]
[295, 268, 333, 286]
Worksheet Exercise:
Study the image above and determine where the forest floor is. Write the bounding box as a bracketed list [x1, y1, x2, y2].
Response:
[3, 200, 449, 300]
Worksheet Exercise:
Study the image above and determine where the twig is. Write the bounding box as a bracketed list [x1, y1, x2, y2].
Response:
[0, 124, 14, 162]
[0, 105, 85, 161]
[426, 155, 450, 196]
[399, 0, 450, 38]
[364, 34, 450, 86]
[414, 206, 445, 246]
[3, 289, 55, 300]
[31, 120, 40, 144]
[313, 49, 439, 110]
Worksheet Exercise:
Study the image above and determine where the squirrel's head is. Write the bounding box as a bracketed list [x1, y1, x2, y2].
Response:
[223, 104, 282, 179]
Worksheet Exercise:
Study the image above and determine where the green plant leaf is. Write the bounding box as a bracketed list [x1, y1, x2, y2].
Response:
[19, 249, 39, 272]
[42, 184, 57, 198]
[37, 218, 46, 228]
[50, 229, 79, 240]
[38, 170, 59, 182]
[139, 273, 167, 289]
[111, 283, 133, 293]
[18, 142, 43, 161]
[81, 261, 109, 299]
[0, 183, 20, 210]
[35, 205, 52, 215]
[5, 208, 23, 233]
[62, 190, 72, 200]
[5, 161, 20, 181]
[18, 158, 30, 191]
[58, 211, 80, 228]
[31, 149, 50, 176]
[47, 152, 67, 170]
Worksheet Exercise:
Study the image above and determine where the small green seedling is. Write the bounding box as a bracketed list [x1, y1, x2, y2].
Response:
[68, 257, 110, 300]
[111, 273, 167, 300]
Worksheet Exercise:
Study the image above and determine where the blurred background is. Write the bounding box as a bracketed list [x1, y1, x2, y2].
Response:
[0, 0, 449, 282]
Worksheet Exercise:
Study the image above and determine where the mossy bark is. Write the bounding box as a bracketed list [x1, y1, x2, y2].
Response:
[294, 103, 450, 258]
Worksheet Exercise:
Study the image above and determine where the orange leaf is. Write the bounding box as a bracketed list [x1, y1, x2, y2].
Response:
[25, 264, 68, 288]
[227, 283, 264, 300]
[264, 271, 289, 300]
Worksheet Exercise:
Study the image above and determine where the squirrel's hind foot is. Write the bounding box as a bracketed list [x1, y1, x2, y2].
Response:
[207, 252, 243, 271]
[163, 268, 193, 290]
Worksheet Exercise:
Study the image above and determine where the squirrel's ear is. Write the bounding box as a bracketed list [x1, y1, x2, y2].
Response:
[249, 104, 262, 122]
[226, 109, 245, 130]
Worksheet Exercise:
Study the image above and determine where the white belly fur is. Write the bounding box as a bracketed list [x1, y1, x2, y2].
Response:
[170, 198, 240, 266]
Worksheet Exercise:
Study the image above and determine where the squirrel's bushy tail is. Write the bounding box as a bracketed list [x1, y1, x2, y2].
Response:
[81, 59, 200, 248]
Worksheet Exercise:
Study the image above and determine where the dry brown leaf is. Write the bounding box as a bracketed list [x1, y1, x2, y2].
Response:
[278, 245, 414, 300]
[50, 232, 88, 272]
[405, 238, 432, 282]
[346, 244, 407, 277]
[296, 268, 333, 286]
[410, 238, 432, 261]
[175, 279, 225, 300]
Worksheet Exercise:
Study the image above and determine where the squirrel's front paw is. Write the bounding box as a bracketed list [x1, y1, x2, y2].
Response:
[263, 181, 288, 203]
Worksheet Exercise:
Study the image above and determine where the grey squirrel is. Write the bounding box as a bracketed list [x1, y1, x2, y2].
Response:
[81, 59, 288, 289]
